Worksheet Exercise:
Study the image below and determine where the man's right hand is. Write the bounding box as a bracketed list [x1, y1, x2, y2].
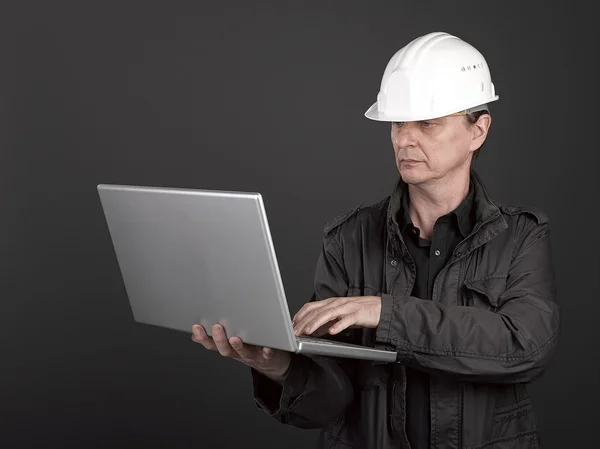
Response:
[191, 324, 292, 384]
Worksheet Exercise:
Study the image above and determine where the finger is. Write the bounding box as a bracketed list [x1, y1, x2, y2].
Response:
[229, 337, 261, 361]
[293, 299, 343, 333]
[297, 308, 340, 335]
[297, 301, 353, 335]
[327, 314, 358, 335]
[310, 319, 342, 337]
[292, 297, 337, 325]
[212, 324, 238, 358]
[292, 303, 320, 327]
[191, 325, 217, 351]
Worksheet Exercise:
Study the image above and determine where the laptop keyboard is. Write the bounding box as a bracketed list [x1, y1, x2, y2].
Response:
[296, 336, 336, 345]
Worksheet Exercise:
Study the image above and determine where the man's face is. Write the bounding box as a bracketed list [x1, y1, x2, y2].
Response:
[391, 115, 488, 185]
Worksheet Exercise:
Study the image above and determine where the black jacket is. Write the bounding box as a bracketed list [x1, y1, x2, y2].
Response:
[252, 170, 561, 449]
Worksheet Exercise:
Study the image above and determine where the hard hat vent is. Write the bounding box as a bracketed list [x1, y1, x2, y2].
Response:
[461, 62, 484, 72]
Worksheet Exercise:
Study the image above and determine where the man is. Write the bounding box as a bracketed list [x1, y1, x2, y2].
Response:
[191, 32, 561, 449]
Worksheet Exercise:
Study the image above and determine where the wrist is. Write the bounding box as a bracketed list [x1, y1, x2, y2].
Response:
[263, 358, 292, 384]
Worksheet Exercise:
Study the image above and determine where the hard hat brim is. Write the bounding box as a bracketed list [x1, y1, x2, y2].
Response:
[364, 97, 499, 122]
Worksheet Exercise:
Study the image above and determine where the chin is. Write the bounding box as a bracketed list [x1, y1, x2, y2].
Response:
[397, 165, 428, 185]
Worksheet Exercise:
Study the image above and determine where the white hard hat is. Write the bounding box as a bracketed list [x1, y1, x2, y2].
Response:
[365, 32, 499, 122]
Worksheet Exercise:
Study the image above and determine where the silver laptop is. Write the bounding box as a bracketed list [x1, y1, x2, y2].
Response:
[97, 184, 397, 363]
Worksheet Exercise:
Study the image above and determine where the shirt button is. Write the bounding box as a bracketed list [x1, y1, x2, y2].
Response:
[391, 260, 398, 266]
[434, 250, 441, 256]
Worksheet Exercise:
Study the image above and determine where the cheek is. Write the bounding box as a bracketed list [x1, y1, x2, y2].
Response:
[421, 140, 456, 168]
[391, 132, 400, 154]
[448, 127, 473, 151]
[430, 141, 469, 168]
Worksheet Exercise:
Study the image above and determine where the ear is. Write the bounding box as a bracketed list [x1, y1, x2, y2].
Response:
[469, 114, 492, 152]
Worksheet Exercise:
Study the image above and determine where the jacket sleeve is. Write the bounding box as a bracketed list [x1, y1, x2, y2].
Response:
[375, 217, 561, 384]
[251, 231, 357, 428]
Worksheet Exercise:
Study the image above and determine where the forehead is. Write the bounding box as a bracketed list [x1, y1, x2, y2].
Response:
[429, 114, 466, 122]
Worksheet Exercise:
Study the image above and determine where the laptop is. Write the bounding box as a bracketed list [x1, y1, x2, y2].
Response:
[97, 184, 397, 363]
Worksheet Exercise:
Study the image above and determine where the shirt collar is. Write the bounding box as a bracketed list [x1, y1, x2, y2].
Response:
[396, 177, 476, 239]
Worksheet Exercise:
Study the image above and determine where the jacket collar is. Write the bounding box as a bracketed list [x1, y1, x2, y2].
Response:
[386, 169, 505, 253]
[398, 180, 475, 239]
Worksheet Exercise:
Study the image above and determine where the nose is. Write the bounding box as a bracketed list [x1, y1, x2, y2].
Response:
[393, 122, 418, 149]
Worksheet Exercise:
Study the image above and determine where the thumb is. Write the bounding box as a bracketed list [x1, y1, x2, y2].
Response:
[263, 347, 274, 359]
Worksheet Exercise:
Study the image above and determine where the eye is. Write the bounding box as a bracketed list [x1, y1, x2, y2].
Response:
[393, 122, 404, 127]
[421, 121, 433, 128]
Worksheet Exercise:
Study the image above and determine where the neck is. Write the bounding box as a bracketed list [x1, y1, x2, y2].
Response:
[407, 169, 471, 240]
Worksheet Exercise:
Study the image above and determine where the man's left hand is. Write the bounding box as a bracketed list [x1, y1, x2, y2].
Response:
[292, 296, 382, 337]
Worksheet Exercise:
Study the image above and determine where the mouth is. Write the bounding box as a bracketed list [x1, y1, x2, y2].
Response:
[400, 159, 422, 164]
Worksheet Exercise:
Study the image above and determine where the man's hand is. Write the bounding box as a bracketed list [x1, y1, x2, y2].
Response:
[292, 296, 382, 337]
[191, 324, 291, 383]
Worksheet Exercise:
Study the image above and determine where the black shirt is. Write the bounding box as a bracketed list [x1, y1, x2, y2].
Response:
[399, 183, 475, 449]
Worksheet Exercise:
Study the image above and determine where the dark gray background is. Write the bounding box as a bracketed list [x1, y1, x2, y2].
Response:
[3, 1, 598, 448]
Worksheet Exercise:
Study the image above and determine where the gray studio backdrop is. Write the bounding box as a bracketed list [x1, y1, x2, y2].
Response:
[4, 1, 598, 448]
